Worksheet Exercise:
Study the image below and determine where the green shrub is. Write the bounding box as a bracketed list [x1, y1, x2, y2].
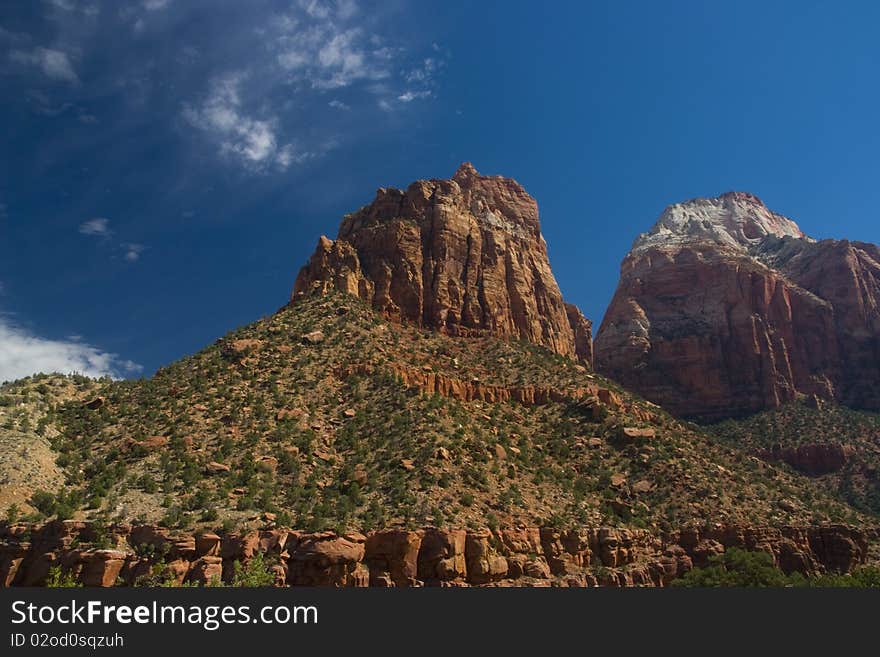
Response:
[46, 566, 82, 588]
[5, 504, 20, 523]
[232, 553, 275, 587]
[672, 549, 790, 587]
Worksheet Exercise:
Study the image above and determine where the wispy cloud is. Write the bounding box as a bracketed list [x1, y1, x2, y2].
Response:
[270, 1, 442, 93]
[10, 47, 79, 83]
[183, 74, 310, 171]
[46, 0, 98, 13]
[397, 90, 431, 103]
[78, 217, 111, 236]
[178, 0, 444, 170]
[404, 57, 440, 84]
[275, 20, 392, 90]
[0, 316, 142, 382]
[15, 0, 446, 173]
[122, 243, 145, 262]
[78, 219, 145, 262]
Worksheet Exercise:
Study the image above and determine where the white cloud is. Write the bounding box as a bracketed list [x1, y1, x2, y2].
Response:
[298, 0, 331, 19]
[0, 316, 142, 382]
[176, 1, 445, 172]
[78, 219, 146, 261]
[405, 57, 438, 83]
[143, 0, 171, 10]
[47, 0, 76, 10]
[122, 243, 145, 262]
[78, 217, 111, 236]
[336, 0, 358, 20]
[45, 0, 99, 17]
[397, 90, 430, 103]
[377, 89, 431, 111]
[10, 47, 79, 84]
[274, 7, 392, 90]
[183, 74, 308, 171]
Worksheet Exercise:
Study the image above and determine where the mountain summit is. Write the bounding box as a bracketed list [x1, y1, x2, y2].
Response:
[597, 193, 880, 420]
[632, 192, 808, 254]
[293, 164, 593, 365]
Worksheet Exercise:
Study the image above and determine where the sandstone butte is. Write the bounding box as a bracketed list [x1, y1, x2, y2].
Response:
[595, 191, 880, 421]
[293, 162, 594, 366]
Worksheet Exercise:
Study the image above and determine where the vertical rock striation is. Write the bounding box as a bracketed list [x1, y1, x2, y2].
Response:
[293, 163, 592, 365]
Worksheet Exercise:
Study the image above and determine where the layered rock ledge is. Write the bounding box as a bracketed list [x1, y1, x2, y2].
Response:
[1, 521, 873, 588]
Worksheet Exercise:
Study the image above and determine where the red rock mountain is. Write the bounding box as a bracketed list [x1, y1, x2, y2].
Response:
[595, 192, 880, 421]
[294, 163, 593, 365]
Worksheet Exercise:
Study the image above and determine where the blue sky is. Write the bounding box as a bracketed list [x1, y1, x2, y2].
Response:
[1, 0, 879, 381]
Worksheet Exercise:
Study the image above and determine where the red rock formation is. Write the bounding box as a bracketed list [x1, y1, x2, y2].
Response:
[293, 163, 592, 365]
[756, 443, 852, 476]
[596, 192, 880, 420]
[565, 303, 594, 365]
[2, 520, 872, 588]
[335, 362, 662, 424]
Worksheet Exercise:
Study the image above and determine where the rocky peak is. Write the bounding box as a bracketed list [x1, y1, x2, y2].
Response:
[293, 164, 592, 364]
[632, 191, 808, 255]
[452, 161, 479, 182]
[597, 192, 880, 420]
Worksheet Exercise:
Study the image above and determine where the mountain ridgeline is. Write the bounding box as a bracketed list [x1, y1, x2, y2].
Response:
[2, 165, 880, 588]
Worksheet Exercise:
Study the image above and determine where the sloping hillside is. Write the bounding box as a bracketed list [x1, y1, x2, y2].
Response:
[2, 292, 868, 537]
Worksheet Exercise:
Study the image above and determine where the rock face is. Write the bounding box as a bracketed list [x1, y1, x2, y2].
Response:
[2, 520, 873, 588]
[596, 192, 880, 420]
[336, 362, 653, 415]
[293, 163, 592, 365]
[756, 443, 852, 476]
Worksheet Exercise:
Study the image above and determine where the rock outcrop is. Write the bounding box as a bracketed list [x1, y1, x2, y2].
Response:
[2, 520, 873, 588]
[596, 192, 880, 420]
[756, 443, 852, 476]
[337, 362, 651, 413]
[293, 163, 592, 365]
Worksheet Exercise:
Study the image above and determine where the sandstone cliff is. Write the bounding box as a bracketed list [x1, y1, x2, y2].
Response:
[2, 520, 872, 588]
[596, 192, 880, 420]
[293, 163, 592, 365]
